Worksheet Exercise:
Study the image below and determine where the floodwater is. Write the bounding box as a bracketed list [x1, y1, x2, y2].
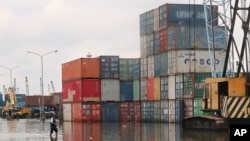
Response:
[0, 118, 229, 141]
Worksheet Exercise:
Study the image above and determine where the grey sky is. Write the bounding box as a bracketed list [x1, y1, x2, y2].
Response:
[0, 0, 212, 95]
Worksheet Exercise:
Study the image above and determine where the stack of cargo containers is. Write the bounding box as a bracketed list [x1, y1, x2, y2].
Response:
[139, 3, 226, 123]
[62, 58, 101, 122]
[119, 58, 141, 122]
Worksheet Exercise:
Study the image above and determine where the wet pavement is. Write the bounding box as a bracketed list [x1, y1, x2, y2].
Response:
[0, 118, 229, 141]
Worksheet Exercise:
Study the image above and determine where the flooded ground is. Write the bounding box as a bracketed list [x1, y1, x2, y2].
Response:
[0, 118, 229, 141]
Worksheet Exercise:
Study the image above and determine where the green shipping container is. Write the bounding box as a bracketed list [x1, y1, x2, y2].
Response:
[133, 80, 140, 101]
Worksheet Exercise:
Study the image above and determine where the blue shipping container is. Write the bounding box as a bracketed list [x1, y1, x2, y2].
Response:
[100, 56, 119, 79]
[120, 81, 133, 101]
[102, 102, 119, 122]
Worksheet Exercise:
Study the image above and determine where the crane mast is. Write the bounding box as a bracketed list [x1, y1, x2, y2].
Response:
[25, 76, 29, 96]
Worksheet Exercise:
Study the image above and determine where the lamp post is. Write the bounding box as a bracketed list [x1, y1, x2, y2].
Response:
[0, 65, 20, 87]
[27, 50, 58, 120]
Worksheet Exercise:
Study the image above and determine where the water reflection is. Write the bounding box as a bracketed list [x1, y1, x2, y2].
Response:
[0, 118, 229, 141]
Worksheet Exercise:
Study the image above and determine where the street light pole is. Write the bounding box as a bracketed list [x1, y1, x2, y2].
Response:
[0, 65, 20, 87]
[27, 50, 58, 121]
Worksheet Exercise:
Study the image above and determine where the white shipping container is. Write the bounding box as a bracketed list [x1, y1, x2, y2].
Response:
[161, 100, 169, 122]
[167, 50, 225, 75]
[140, 79, 147, 100]
[168, 75, 176, 99]
[154, 8, 159, 31]
[101, 79, 120, 101]
[147, 56, 154, 77]
[63, 103, 72, 121]
[140, 58, 147, 78]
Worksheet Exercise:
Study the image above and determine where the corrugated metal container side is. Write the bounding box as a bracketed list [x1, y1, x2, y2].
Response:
[51, 92, 62, 105]
[72, 102, 82, 122]
[133, 80, 140, 101]
[140, 79, 147, 100]
[120, 102, 141, 122]
[99, 56, 119, 79]
[102, 102, 119, 122]
[141, 101, 154, 122]
[62, 58, 82, 82]
[101, 79, 120, 101]
[140, 9, 154, 35]
[120, 81, 133, 101]
[160, 76, 168, 100]
[154, 54, 161, 76]
[63, 103, 72, 121]
[140, 35, 147, 58]
[25, 96, 53, 106]
[168, 75, 176, 99]
[154, 101, 161, 122]
[82, 102, 101, 121]
[160, 28, 167, 52]
[147, 78, 154, 100]
[82, 79, 101, 102]
[175, 74, 184, 99]
[153, 32, 160, 55]
[147, 56, 154, 77]
[167, 50, 226, 75]
[153, 8, 159, 31]
[193, 98, 213, 116]
[62, 79, 82, 103]
[72, 122, 83, 141]
[183, 73, 193, 98]
[140, 57, 147, 78]
[159, 4, 167, 29]
[160, 53, 168, 76]
[184, 98, 193, 118]
[145, 33, 154, 57]
[119, 58, 140, 80]
[167, 4, 218, 26]
[134, 101, 142, 121]
[168, 99, 183, 123]
[82, 122, 101, 141]
[62, 58, 100, 82]
[161, 100, 169, 122]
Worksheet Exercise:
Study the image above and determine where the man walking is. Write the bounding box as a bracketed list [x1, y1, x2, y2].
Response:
[50, 113, 58, 138]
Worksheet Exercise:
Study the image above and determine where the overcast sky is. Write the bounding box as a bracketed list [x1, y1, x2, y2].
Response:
[0, 0, 229, 96]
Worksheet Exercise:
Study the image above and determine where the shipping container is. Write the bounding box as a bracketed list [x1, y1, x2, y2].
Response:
[147, 56, 154, 77]
[82, 79, 101, 101]
[153, 31, 160, 54]
[161, 100, 169, 122]
[140, 79, 147, 100]
[25, 96, 53, 106]
[154, 101, 161, 122]
[72, 102, 82, 122]
[63, 103, 72, 121]
[120, 102, 141, 122]
[62, 58, 100, 82]
[160, 28, 167, 52]
[167, 50, 226, 75]
[62, 79, 83, 102]
[50, 92, 62, 105]
[193, 98, 213, 116]
[99, 56, 119, 79]
[160, 53, 168, 76]
[160, 76, 168, 100]
[120, 81, 133, 101]
[168, 99, 183, 123]
[82, 102, 101, 121]
[154, 54, 161, 76]
[153, 8, 159, 31]
[140, 9, 154, 35]
[168, 75, 176, 99]
[119, 58, 140, 80]
[183, 98, 193, 118]
[101, 79, 120, 101]
[167, 4, 218, 26]
[140, 35, 147, 58]
[159, 4, 167, 29]
[102, 102, 119, 122]
[82, 122, 101, 141]
[141, 101, 154, 122]
[140, 58, 147, 78]
[133, 80, 140, 101]
[147, 77, 160, 100]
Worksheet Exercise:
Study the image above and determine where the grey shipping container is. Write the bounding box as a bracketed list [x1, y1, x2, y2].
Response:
[99, 56, 119, 79]
[119, 58, 140, 80]
[101, 79, 120, 101]
[141, 101, 154, 122]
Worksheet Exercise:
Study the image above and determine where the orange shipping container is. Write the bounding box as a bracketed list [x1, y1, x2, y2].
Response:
[147, 77, 160, 100]
[62, 58, 100, 82]
[72, 102, 82, 122]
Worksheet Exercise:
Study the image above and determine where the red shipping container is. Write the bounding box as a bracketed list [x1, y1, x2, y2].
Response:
[82, 79, 101, 102]
[120, 102, 130, 122]
[82, 102, 101, 121]
[72, 102, 83, 122]
[120, 102, 141, 122]
[160, 28, 167, 52]
[147, 78, 154, 100]
[134, 102, 141, 122]
[63, 79, 82, 102]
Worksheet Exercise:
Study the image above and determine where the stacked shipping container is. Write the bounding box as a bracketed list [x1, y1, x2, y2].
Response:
[62, 3, 223, 123]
